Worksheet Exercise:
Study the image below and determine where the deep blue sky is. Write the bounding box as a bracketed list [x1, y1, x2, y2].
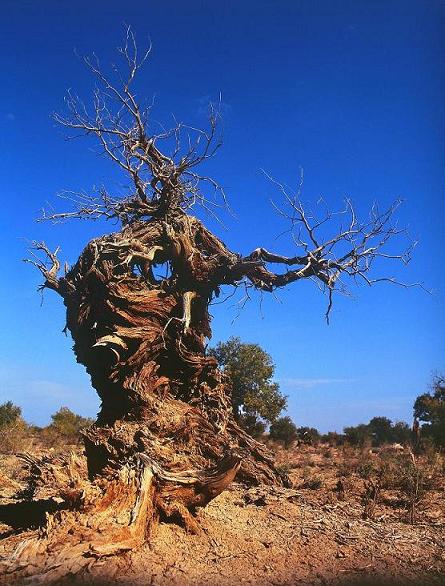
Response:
[1, 1, 444, 432]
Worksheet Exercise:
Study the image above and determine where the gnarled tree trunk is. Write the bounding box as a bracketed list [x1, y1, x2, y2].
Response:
[64, 214, 286, 494]
[3, 214, 289, 582]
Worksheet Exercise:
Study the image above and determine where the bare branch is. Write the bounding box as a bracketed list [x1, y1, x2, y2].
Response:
[48, 27, 227, 224]
[36, 30, 420, 325]
[224, 177, 421, 321]
[23, 242, 64, 294]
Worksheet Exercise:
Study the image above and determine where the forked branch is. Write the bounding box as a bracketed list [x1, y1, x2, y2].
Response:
[23, 242, 66, 295]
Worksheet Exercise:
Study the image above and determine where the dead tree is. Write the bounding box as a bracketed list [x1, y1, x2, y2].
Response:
[8, 30, 415, 579]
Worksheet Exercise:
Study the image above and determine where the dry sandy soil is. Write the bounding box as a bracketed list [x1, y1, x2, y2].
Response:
[0, 443, 444, 585]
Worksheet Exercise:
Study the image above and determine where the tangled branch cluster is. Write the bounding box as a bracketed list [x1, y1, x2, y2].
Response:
[31, 27, 420, 321]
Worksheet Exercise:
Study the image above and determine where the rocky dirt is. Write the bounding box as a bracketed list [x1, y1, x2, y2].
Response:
[0, 444, 444, 585]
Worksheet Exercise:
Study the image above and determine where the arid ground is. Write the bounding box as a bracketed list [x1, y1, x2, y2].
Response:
[1, 442, 444, 585]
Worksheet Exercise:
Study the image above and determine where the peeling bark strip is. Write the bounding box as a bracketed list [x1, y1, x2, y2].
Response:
[14, 28, 415, 581]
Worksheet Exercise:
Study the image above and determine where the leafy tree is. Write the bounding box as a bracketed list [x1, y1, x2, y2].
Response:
[0, 401, 22, 429]
[391, 421, 412, 444]
[209, 337, 287, 429]
[414, 374, 445, 447]
[269, 416, 298, 448]
[368, 417, 394, 446]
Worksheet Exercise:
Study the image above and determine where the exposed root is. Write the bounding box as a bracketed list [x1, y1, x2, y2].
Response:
[0, 460, 155, 583]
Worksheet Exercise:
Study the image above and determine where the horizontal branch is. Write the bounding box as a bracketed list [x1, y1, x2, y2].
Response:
[221, 189, 420, 322]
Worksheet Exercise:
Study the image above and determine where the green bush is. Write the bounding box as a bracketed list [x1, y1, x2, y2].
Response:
[43, 407, 94, 445]
[269, 416, 298, 448]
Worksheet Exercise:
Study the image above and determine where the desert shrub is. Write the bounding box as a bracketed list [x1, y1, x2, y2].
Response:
[0, 401, 31, 454]
[358, 453, 394, 518]
[297, 426, 320, 445]
[275, 462, 293, 476]
[269, 416, 298, 448]
[306, 456, 318, 467]
[359, 448, 442, 523]
[361, 477, 382, 519]
[360, 457, 397, 519]
[396, 450, 442, 524]
[357, 461, 375, 480]
[334, 477, 352, 501]
[42, 407, 94, 446]
[337, 444, 361, 477]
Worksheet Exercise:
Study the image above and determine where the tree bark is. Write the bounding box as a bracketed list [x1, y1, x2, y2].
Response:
[62, 214, 285, 489]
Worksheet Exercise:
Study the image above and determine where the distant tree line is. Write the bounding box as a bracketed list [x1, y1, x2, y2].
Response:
[342, 417, 412, 447]
[1, 338, 442, 454]
[210, 337, 444, 451]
